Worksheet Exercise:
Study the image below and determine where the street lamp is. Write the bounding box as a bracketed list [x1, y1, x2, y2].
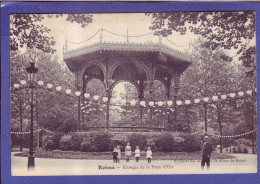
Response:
[26, 62, 38, 170]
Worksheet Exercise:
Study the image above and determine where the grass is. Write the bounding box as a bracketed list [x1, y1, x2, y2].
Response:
[14, 150, 236, 160]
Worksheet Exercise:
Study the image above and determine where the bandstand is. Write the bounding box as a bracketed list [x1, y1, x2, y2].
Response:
[64, 39, 191, 132]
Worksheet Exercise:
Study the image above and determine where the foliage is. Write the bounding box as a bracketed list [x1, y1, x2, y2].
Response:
[10, 14, 93, 53]
[42, 133, 65, 151]
[43, 135, 54, 151]
[92, 131, 111, 152]
[234, 138, 252, 147]
[147, 12, 256, 76]
[59, 135, 72, 151]
[154, 133, 175, 152]
[70, 133, 85, 151]
[180, 135, 202, 152]
[128, 133, 147, 151]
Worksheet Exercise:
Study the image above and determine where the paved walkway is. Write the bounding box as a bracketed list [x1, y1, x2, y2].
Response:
[11, 152, 257, 176]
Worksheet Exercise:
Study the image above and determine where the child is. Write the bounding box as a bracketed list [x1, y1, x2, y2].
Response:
[112, 147, 118, 163]
[116, 145, 121, 163]
[125, 142, 131, 162]
[146, 147, 152, 163]
[135, 146, 141, 162]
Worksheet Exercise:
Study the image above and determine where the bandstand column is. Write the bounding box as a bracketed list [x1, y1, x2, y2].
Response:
[76, 72, 81, 132]
[138, 80, 145, 125]
[148, 81, 154, 128]
[106, 89, 111, 130]
[173, 70, 180, 125]
[166, 76, 172, 125]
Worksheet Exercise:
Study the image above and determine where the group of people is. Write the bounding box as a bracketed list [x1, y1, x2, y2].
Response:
[112, 142, 152, 163]
[112, 136, 213, 169]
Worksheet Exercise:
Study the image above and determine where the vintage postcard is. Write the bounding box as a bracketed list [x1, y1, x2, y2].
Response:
[9, 11, 257, 176]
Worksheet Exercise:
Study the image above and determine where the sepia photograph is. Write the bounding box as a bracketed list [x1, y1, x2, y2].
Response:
[9, 11, 257, 176]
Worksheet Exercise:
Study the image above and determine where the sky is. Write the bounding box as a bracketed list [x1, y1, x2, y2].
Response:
[42, 13, 195, 61]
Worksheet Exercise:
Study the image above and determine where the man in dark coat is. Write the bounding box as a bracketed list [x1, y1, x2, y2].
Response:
[201, 136, 213, 169]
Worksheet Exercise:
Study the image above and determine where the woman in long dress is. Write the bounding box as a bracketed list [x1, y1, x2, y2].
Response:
[125, 142, 131, 162]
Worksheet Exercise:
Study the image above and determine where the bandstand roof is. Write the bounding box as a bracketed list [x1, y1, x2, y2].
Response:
[64, 42, 192, 74]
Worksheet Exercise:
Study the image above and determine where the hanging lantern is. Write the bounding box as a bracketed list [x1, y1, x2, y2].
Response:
[176, 101, 182, 105]
[14, 84, 20, 88]
[194, 99, 200, 104]
[221, 95, 227, 100]
[140, 101, 146, 106]
[203, 97, 209, 102]
[212, 96, 218, 101]
[102, 97, 108, 102]
[75, 91, 81, 96]
[20, 80, 27, 85]
[66, 89, 71, 94]
[185, 100, 191, 105]
[149, 101, 155, 106]
[84, 93, 90, 98]
[93, 95, 100, 101]
[158, 101, 164, 106]
[167, 101, 173, 106]
[47, 83, 53, 89]
[246, 90, 252, 95]
[229, 93, 235, 98]
[130, 99, 136, 106]
[238, 91, 244, 96]
[38, 80, 44, 86]
[56, 86, 62, 91]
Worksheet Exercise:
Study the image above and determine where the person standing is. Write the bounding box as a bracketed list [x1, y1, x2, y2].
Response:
[146, 147, 152, 163]
[125, 142, 131, 162]
[135, 146, 141, 162]
[201, 136, 213, 170]
[112, 147, 118, 163]
[116, 145, 121, 163]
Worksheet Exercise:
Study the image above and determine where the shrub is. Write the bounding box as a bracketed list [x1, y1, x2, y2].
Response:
[234, 138, 252, 147]
[181, 135, 202, 152]
[70, 133, 85, 151]
[238, 146, 242, 153]
[232, 147, 237, 153]
[52, 132, 65, 149]
[146, 138, 157, 151]
[59, 135, 72, 151]
[154, 133, 175, 152]
[128, 133, 147, 151]
[243, 147, 248, 153]
[110, 139, 127, 150]
[43, 135, 54, 150]
[93, 131, 111, 151]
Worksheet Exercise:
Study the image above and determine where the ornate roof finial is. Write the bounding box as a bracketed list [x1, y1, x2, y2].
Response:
[100, 26, 103, 43]
[65, 40, 68, 52]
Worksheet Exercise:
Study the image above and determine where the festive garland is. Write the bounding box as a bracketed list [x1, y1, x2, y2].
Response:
[12, 80, 256, 109]
[11, 128, 257, 138]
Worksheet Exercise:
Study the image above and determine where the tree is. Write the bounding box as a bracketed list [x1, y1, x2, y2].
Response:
[147, 12, 256, 76]
[10, 14, 93, 53]
[10, 49, 77, 134]
[174, 38, 255, 151]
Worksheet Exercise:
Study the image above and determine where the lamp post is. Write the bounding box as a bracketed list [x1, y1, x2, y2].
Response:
[203, 97, 209, 135]
[184, 100, 191, 132]
[26, 62, 38, 170]
[75, 91, 81, 131]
